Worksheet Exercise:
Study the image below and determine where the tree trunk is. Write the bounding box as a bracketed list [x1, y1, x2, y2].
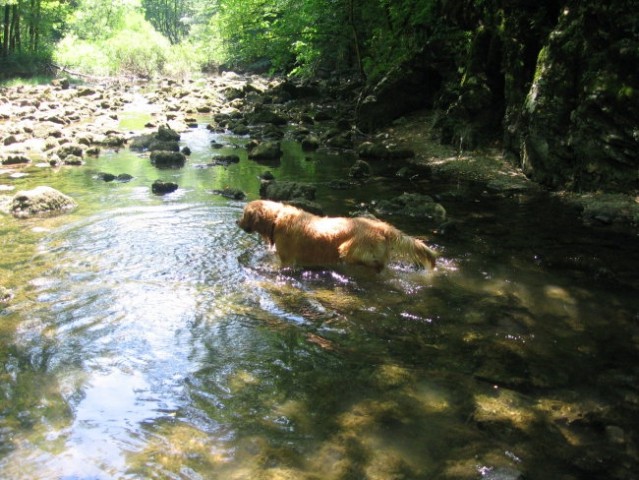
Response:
[10, 5, 20, 53]
[2, 5, 9, 57]
[348, 0, 364, 79]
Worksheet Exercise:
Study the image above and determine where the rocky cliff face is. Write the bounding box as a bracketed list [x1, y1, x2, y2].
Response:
[514, 2, 639, 192]
[359, 1, 638, 193]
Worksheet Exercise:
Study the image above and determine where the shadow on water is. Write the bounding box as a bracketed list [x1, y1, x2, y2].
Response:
[1, 124, 638, 479]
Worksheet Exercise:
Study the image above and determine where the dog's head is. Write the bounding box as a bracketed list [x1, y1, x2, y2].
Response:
[237, 200, 283, 241]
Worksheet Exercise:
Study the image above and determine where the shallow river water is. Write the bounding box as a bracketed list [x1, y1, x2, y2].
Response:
[1, 120, 639, 479]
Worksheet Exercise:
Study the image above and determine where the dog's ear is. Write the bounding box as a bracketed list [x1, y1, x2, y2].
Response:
[250, 202, 276, 237]
[239, 201, 276, 239]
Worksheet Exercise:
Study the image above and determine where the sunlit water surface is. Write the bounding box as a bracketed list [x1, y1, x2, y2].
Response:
[1, 123, 638, 480]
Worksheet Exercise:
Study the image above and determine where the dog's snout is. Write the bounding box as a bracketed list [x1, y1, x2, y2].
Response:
[237, 217, 251, 233]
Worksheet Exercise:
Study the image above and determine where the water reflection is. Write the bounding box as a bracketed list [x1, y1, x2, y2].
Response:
[0, 125, 638, 479]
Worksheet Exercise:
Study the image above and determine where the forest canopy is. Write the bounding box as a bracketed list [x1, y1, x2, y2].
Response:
[0, 0, 442, 80]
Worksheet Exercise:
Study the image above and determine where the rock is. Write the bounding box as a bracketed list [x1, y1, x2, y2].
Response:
[258, 123, 284, 140]
[148, 139, 180, 152]
[57, 144, 84, 159]
[130, 126, 180, 152]
[259, 180, 316, 201]
[181, 146, 191, 156]
[224, 87, 244, 101]
[10, 186, 77, 218]
[247, 141, 282, 161]
[151, 180, 178, 195]
[349, 160, 371, 179]
[77, 87, 96, 97]
[45, 115, 68, 125]
[210, 155, 240, 167]
[63, 155, 84, 166]
[97, 172, 116, 182]
[150, 151, 186, 168]
[101, 134, 126, 148]
[480, 467, 525, 480]
[246, 109, 287, 126]
[512, 3, 639, 191]
[157, 125, 180, 142]
[301, 135, 320, 151]
[374, 193, 447, 222]
[116, 173, 133, 182]
[129, 133, 155, 151]
[287, 198, 324, 215]
[230, 123, 250, 135]
[357, 141, 389, 159]
[212, 188, 246, 200]
[3, 134, 19, 146]
[259, 171, 275, 181]
[325, 132, 352, 149]
[2, 154, 31, 165]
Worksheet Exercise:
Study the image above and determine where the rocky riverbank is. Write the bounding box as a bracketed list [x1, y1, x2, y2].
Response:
[1, 73, 638, 228]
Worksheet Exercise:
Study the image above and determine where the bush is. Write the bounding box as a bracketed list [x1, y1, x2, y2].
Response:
[0, 49, 55, 80]
[106, 29, 171, 77]
[54, 35, 111, 76]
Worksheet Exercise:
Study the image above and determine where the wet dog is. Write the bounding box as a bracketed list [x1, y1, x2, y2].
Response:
[237, 200, 436, 271]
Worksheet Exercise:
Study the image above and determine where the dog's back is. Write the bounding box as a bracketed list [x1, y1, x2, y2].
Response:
[238, 200, 436, 271]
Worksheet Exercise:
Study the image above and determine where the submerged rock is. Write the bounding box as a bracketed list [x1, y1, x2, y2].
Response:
[212, 188, 246, 200]
[247, 140, 282, 161]
[210, 155, 240, 167]
[259, 180, 316, 201]
[150, 151, 186, 168]
[349, 160, 371, 179]
[374, 193, 446, 222]
[151, 180, 178, 195]
[301, 135, 320, 151]
[10, 186, 77, 218]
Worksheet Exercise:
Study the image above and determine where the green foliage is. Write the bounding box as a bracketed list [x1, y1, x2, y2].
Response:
[1, 0, 70, 72]
[54, 7, 180, 77]
[199, 0, 440, 81]
[142, 0, 193, 44]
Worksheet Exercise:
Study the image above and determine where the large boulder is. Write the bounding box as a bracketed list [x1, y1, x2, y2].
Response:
[9, 186, 77, 218]
[513, 2, 639, 191]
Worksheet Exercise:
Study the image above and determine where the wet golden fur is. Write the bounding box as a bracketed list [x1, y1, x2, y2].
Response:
[237, 200, 437, 271]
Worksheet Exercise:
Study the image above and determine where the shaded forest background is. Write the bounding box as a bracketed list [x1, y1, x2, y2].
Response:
[1, 0, 637, 193]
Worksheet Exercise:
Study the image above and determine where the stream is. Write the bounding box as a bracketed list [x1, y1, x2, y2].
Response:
[1, 116, 639, 479]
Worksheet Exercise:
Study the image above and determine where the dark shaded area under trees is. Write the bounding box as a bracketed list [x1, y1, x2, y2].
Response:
[2, 0, 638, 193]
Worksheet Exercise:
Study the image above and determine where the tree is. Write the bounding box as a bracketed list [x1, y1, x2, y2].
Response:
[1, 0, 69, 60]
[142, 0, 193, 44]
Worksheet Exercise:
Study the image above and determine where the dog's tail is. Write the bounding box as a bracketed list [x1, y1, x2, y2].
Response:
[391, 232, 437, 269]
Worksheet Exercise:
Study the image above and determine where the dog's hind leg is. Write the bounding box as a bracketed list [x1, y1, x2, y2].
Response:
[339, 238, 388, 271]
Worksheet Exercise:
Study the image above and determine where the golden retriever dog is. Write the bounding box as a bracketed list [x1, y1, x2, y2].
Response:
[237, 200, 437, 271]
